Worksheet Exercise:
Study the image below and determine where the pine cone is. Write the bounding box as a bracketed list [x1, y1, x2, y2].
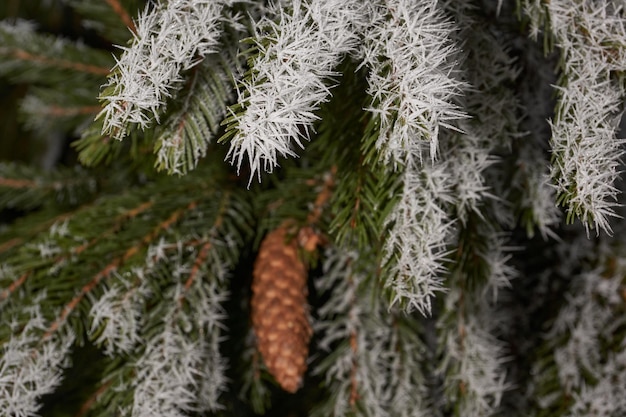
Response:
[251, 223, 312, 393]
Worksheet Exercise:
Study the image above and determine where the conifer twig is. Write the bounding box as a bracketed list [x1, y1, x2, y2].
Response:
[43, 201, 197, 340]
[99, 0, 229, 139]
[105, 0, 137, 34]
[11, 49, 110, 75]
[223, 0, 366, 180]
[0, 272, 30, 302]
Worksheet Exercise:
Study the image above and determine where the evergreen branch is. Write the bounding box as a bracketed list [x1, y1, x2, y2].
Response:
[313, 247, 431, 416]
[28, 104, 101, 118]
[0, 299, 75, 417]
[98, 0, 230, 140]
[176, 186, 234, 300]
[65, 0, 139, 45]
[0, 211, 78, 256]
[43, 261, 119, 341]
[42, 201, 196, 340]
[312, 59, 403, 253]
[10, 48, 110, 76]
[0, 271, 29, 303]
[436, 214, 515, 416]
[221, 0, 367, 180]
[382, 162, 454, 315]
[0, 177, 35, 188]
[305, 166, 336, 226]
[439, 307, 510, 417]
[123, 199, 248, 413]
[179, 241, 212, 302]
[523, 0, 626, 234]
[0, 163, 99, 210]
[531, 248, 626, 416]
[0, 20, 113, 83]
[361, 0, 465, 166]
[238, 330, 272, 414]
[85, 180, 252, 358]
[74, 378, 113, 417]
[154, 50, 238, 175]
[1, 201, 153, 303]
[0, 167, 251, 414]
[0, 239, 22, 255]
[511, 145, 560, 238]
[438, 5, 526, 226]
[73, 117, 152, 167]
[19, 85, 103, 133]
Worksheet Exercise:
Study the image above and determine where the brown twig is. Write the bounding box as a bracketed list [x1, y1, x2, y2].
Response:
[306, 165, 337, 225]
[74, 379, 114, 417]
[0, 272, 30, 302]
[0, 177, 36, 188]
[41, 105, 102, 117]
[179, 241, 212, 305]
[12, 49, 110, 76]
[105, 0, 137, 34]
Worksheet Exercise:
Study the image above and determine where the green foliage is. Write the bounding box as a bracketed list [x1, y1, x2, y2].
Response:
[0, 162, 99, 210]
[153, 49, 239, 175]
[1, 1, 626, 417]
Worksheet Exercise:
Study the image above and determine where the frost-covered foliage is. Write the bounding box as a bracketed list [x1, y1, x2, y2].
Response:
[99, 0, 231, 138]
[361, 0, 465, 166]
[223, 0, 368, 179]
[382, 163, 454, 314]
[531, 241, 626, 416]
[523, 0, 626, 235]
[1, 0, 626, 416]
[0, 298, 74, 417]
[313, 247, 431, 417]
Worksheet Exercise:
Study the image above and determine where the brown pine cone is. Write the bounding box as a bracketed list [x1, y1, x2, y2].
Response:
[251, 223, 312, 393]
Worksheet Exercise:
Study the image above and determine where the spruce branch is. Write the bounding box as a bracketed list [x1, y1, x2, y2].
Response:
[98, 0, 231, 140]
[104, 0, 137, 33]
[153, 49, 239, 175]
[438, 4, 527, 227]
[63, 0, 138, 44]
[130, 250, 231, 416]
[73, 118, 152, 167]
[531, 247, 626, 416]
[19, 86, 102, 134]
[0, 163, 98, 210]
[523, 0, 626, 234]
[4, 2, 626, 415]
[313, 247, 431, 417]
[0, 20, 113, 83]
[361, 0, 466, 167]
[382, 162, 454, 315]
[436, 218, 515, 417]
[0, 299, 75, 417]
[0, 163, 253, 415]
[221, 0, 367, 180]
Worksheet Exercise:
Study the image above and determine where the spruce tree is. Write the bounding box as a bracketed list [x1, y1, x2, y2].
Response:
[0, 1, 625, 416]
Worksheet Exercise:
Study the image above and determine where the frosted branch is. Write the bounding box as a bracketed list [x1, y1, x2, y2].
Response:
[225, 0, 367, 180]
[130, 242, 230, 416]
[524, 0, 626, 234]
[313, 247, 430, 417]
[383, 162, 454, 314]
[0, 301, 74, 417]
[361, 0, 465, 167]
[99, 0, 230, 139]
